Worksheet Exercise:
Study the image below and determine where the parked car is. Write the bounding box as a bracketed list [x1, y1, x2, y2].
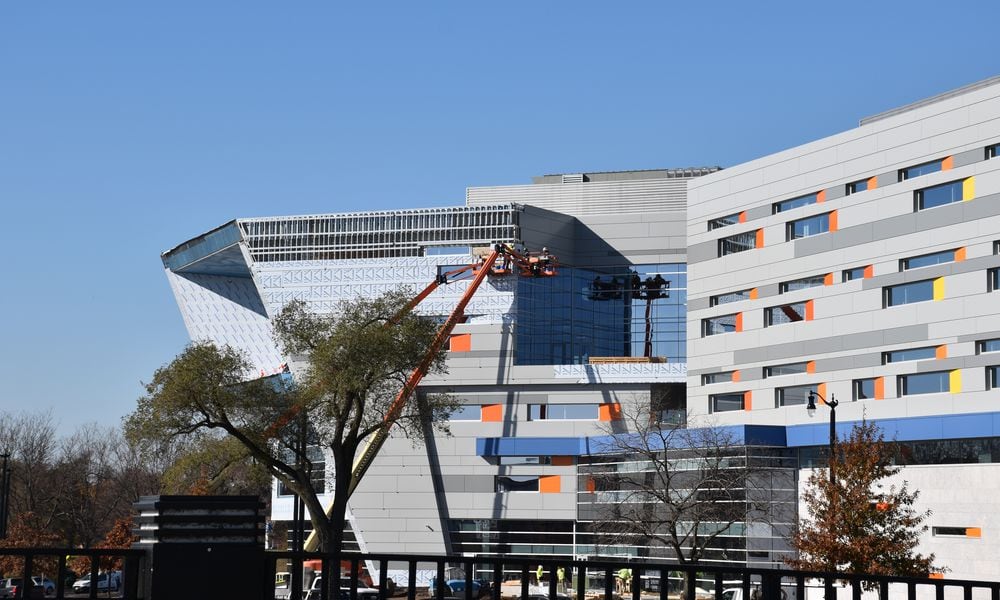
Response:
[72, 571, 121, 594]
[31, 577, 55, 597]
[303, 576, 380, 600]
[0, 578, 45, 598]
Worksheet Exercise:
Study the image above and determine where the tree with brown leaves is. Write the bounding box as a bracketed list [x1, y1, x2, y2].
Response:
[787, 420, 941, 579]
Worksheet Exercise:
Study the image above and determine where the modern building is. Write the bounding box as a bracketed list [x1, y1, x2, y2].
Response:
[162, 75, 1000, 582]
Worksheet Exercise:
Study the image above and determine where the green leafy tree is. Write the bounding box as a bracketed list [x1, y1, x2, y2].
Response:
[787, 420, 941, 579]
[126, 290, 456, 566]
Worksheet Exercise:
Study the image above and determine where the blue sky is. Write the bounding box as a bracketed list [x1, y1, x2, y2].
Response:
[1, 1, 998, 432]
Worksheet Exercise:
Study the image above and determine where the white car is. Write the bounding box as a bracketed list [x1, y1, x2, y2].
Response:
[72, 571, 121, 594]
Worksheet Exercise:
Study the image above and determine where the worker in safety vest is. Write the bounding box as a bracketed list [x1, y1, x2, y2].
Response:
[556, 567, 566, 592]
[535, 565, 544, 585]
[616, 568, 632, 594]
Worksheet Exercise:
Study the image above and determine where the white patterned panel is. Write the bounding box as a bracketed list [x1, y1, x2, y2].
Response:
[552, 362, 687, 383]
[166, 269, 285, 376]
[251, 256, 517, 324]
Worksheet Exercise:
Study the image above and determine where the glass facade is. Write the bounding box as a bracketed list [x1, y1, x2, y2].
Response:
[765, 302, 806, 326]
[711, 289, 752, 305]
[708, 213, 741, 230]
[710, 393, 745, 412]
[779, 274, 826, 293]
[516, 263, 686, 365]
[854, 378, 877, 400]
[765, 362, 809, 377]
[786, 213, 829, 240]
[989, 143, 1000, 159]
[883, 346, 936, 363]
[773, 193, 818, 213]
[718, 231, 756, 256]
[703, 314, 738, 336]
[900, 249, 955, 270]
[842, 266, 867, 281]
[978, 339, 1000, 353]
[846, 178, 869, 194]
[776, 385, 813, 407]
[702, 371, 735, 384]
[884, 280, 934, 306]
[528, 404, 599, 420]
[915, 180, 963, 211]
[898, 371, 950, 396]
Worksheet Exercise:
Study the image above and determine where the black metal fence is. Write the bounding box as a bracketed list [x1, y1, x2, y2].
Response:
[0, 547, 143, 599]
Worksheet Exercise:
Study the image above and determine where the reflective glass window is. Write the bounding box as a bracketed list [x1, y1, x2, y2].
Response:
[787, 213, 830, 240]
[498, 456, 551, 465]
[978, 339, 1000, 354]
[528, 404, 598, 420]
[989, 268, 1000, 292]
[773, 193, 818, 213]
[989, 143, 999, 159]
[711, 289, 752, 306]
[703, 371, 735, 384]
[703, 314, 738, 336]
[496, 476, 540, 492]
[710, 393, 744, 412]
[898, 371, 950, 396]
[884, 280, 934, 306]
[776, 385, 813, 407]
[765, 362, 809, 377]
[899, 159, 944, 181]
[884, 346, 936, 363]
[449, 405, 482, 421]
[854, 378, 877, 400]
[779, 275, 826, 293]
[708, 213, 741, 230]
[988, 366, 1000, 390]
[915, 180, 963, 211]
[718, 231, 757, 256]
[842, 266, 867, 282]
[765, 302, 806, 326]
[846, 179, 869, 195]
[900, 249, 955, 271]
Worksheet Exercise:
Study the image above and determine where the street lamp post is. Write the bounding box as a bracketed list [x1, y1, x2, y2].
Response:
[0, 453, 10, 539]
[807, 391, 839, 484]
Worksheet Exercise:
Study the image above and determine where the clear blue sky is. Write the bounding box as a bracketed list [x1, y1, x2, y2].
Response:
[1, 1, 997, 432]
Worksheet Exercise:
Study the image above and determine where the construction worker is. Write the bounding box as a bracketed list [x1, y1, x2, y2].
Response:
[556, 567, 566, 593]
[617, 567, 632, 594]
[535, 565, 544, 586]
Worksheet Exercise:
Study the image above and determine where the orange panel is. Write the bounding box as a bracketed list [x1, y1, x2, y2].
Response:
[824, 273, 833, 286]
[481, 404, 502, 422]
[551, 456, 574, 466]
[817, 189, 827, 203]
[875, 377, 885, 400]
[735, 312, 743, 332]
[867, 176, 878, 190]
[876, 501, 890, 511]
[585, 477, 596, 493]
[749, 288, 759, 300]
[936, 345, 948, 360]
[539, 475, 560, 494]
[805, 300, 815, 321]
[955, 247, 966, 262]
[863, 265, 874, 279]
[732, 370, 741, 383]
[743, 391, 752, 411]
[738, 211, 747, 223]
[966, 527, 982, 538]
[818, 383, 827, 401]
[755, 229, 764, 248]
[942, 156, 954, 171]
[449, 333, 472, 352]
[829, 210, 838, 232]
[807, 361, 816, 374]
[598, 403, 622, 421]
[929, 573, 945, 580]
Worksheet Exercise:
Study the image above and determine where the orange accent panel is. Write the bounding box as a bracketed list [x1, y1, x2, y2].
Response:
[551, 456, 574, 467]
[818, 383, 827, 401]
[863, 265, 874, 279]
[936, 345, 948, 360]
[942, 156, 954, 171]
[449, 333, 472, 352]
[481, 404, 502, 422]
[867, 176, 878, 190]
[807, 361, 816, 374]
[805, 300, 815, 321]
[875, 377, 885, 400]
[755, 229, 764, 248]
[735, 312, 743, 332]
[749, 288, 759, 300]
[829, 210, 838, 232]
[585, 477, 596, 493]
[598, 403, 622, 421]
[739, 211, 747, 223]
[817, 190, 826, 203]
[928, 573, 945, 580]
[955, 247, 966, 262]
[824, 273, 834, 286]
[966, 527, 982, 538]
[876, 501, 890, 511]
[743, 391, 752, 411]
[539, 475, 560, 493]
[732, 370, 741, 383]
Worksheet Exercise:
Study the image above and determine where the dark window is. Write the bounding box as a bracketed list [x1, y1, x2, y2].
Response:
[710, 289, 752, 306]
[846, 179, 870, 195]
[765, 302, 807, 326]
[710, 393, 744, 412]
[702, 371, 735, 385]
[898, 371, 950, 396]
[899, 159, 944, 181]
[989, 268, 1000, 292]
[528, 404, 598, 420]
[776, 385, 813, 407]
[495, 476, 540, 492]
[988, 366, 1000, 390]
[708, 213, 741, 231]
[779, 274, 826, 293]
[900, 249, 955, 271]
[786, 213, 830, 240]
[703, 314, 738, 336]
[765, 362, 809, 377]
[932, 527, 970, 537]
[498, 456, 552, 465]
[884, 280, 934, 306]
[977, 339, 1000, 354]
[883, 346, 936, 363]
[449, 405, 482, 421]
[842, 266, 867, 282]
[854, 378, 877, 400]
[773, 193, 818, 213]
[915, 180, 964, 211]
[987, 144, 999, 159]
[718, 231, 757, 256]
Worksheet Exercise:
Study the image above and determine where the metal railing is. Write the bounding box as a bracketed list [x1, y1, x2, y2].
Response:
[0, 547, 143, 599]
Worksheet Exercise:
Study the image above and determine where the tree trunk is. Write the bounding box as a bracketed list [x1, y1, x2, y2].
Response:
[322, 452, 353, 600]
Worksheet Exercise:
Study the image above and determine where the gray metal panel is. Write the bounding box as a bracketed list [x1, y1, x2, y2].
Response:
[875, 171, 898, 188]
[823, 184, 847, 202]
[745, 205, 773, 221]
[952, 148, 984, 169]
[441, 475, 494, 493]
[687, 240, 719, 264]
[688, 297, 712, 311]
[732, 324, 929, 363]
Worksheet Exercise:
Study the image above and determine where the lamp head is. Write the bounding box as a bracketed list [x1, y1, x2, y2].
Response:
[806, 391, 818, 413]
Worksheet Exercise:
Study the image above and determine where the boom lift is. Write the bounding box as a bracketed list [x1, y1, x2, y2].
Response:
[299, 243, 556, 551]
